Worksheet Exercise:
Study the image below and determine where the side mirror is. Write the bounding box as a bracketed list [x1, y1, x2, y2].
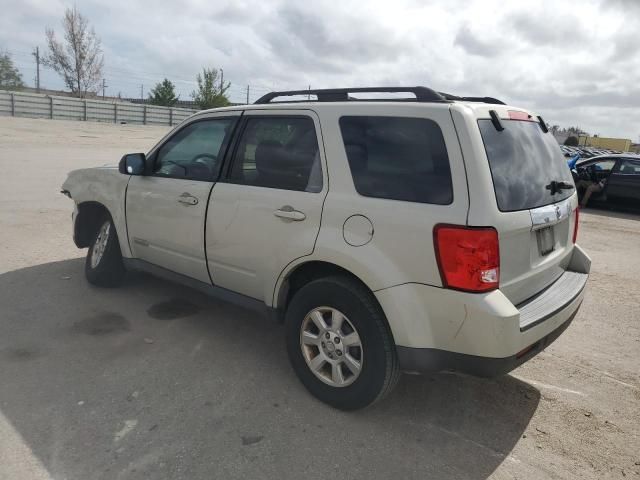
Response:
[119, 153, 146, 175]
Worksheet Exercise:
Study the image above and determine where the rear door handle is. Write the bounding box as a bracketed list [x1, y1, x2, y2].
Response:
[274, 205, 306, 221]
[178, 192, 199, 205]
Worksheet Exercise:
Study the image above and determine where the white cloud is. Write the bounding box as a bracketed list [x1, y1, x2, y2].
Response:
[0, 0, 638, 140]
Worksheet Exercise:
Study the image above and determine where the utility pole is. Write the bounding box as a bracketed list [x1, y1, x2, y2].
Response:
[246, 85, 250, 104]
[32, 47, 40, 92]
[308, 85, 311, 100]
[220, 68, 224, 92]
[102, 78, 107, 98]
[140, 84, 144, 101]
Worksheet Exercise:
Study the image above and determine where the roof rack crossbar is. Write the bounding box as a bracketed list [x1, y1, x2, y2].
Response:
[254, 86, 449, 104]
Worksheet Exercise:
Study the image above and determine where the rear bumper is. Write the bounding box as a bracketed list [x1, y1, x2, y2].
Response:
[396, 308, 578, 377]
[376, 244, 591, 375]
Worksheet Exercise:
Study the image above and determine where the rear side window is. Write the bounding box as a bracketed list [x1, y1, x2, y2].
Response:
[618, 158, 640, 174]
[339, 116, 453, 205]
[229, 116, 322, 192]
[479, 119, 574, 212]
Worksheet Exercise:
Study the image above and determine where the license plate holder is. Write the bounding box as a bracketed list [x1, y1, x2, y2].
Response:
[537, 226, 555, 256]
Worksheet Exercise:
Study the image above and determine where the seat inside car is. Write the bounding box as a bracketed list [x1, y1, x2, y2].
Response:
[255, 139, 314, 191]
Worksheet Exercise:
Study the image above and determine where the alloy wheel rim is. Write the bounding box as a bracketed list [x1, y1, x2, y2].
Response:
[300, 306, 363, 387]
[90, 221, 111, 268]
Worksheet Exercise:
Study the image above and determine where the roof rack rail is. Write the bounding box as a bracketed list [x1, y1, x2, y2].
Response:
[439, 92, 506, 105]
[254, 86, 449, 104]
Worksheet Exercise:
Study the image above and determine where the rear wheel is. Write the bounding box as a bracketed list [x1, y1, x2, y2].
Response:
[285, 276, 400, 410]
[85, 215, 125, 287]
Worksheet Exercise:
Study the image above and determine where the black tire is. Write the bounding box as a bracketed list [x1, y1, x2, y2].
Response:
[85, 214, 125, 287]
[285, 275, 400, 410]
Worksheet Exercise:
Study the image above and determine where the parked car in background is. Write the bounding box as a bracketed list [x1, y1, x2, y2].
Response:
[560, 145, 622, 159]
[61, 86, 590, 410]
[574, 154, 640, 208]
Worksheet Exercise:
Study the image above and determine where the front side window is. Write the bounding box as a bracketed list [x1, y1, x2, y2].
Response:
[155, 117, 237, 181]
[339, 116, 453, 205]
[591, 159, 616, 172]
[228, 116, 322, 192]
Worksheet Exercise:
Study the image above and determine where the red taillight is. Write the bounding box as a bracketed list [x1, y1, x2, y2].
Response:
[572, 207, 579, 244]
[434, 225, 500, 293]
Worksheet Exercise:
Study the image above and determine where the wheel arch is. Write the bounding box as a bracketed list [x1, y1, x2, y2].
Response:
[74, 201, 113, 248]
[274, 260, 374, 309]
[274, 260, 399, 345]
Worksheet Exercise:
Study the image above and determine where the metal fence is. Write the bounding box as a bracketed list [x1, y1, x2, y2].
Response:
[0, 90, 198, 126]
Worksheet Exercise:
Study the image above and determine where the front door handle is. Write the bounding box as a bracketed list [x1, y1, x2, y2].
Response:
[274, 205, 306, 221]
[178, 192, 199, 206]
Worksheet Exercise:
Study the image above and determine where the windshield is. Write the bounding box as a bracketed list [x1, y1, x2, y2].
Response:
[478, 119, 574, 212]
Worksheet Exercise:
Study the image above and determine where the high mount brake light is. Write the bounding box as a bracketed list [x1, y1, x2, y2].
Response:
[508, 110, 535, 121]
[434, 225, 500, 293]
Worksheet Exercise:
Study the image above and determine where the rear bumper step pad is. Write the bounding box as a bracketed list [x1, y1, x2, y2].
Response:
[517, 270, 588, 331]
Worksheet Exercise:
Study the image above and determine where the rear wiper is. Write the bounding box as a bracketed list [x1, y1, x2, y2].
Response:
[489, 110, 504, 132]
[545, 180, 574, 195]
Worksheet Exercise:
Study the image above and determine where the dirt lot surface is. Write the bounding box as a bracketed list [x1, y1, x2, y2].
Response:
[1, 116, 639, 480]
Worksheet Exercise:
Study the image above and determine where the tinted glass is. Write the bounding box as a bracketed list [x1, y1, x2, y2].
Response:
[229, 117, 322, 192]
[619, 159, 640, 174]
[339, 116, 453, 204]
[155, 118, 237, 180]
[479, 119, 574, 212]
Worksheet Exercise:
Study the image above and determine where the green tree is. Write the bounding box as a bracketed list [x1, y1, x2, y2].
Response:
[149, 78, 179, 106]
[191, 68, 230, 109]
[0, 52, 25, 90]
[564, 136, 579, 147]
[564, 126, 588, 136]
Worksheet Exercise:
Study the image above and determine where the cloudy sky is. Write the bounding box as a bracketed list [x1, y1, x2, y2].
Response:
[1, 0, 638, 140]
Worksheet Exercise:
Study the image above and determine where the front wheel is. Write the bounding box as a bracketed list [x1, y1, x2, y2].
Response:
[85, 215, 125, 287]
[285, 276, 400, 410]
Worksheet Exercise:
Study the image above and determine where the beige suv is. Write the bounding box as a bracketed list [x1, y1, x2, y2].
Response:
[62, 87, 590, 410]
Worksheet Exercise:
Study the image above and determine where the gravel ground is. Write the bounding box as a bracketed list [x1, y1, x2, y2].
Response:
[0, 116, 638, 480]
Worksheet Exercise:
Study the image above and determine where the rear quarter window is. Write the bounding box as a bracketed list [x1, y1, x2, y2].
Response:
[339, 116, 453, 205]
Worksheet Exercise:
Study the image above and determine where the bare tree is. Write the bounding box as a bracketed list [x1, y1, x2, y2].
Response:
[43, 6, 104, 97]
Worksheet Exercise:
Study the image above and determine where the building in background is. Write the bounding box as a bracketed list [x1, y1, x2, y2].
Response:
[578, 135, 632, 151]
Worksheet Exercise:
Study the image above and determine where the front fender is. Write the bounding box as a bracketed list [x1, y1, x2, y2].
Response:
[62, 167, 132, 258]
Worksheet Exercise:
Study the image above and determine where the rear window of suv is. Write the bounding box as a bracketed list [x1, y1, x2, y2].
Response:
[479, 119, 574, 212]
[339, 116, 453, 205]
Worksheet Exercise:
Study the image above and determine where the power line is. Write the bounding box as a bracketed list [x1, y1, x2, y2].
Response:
[6, 49, 288, 104]
[10, 54, 274, 92]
